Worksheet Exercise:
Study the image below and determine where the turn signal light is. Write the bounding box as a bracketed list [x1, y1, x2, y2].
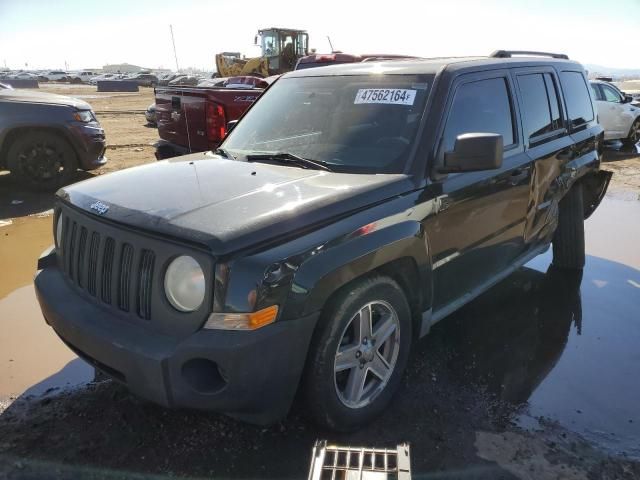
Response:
[204, 305, 279, 330]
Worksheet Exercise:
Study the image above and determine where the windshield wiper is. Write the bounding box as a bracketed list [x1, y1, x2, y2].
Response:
[213, 147, 234, 159]
[246, 152, 333, 172]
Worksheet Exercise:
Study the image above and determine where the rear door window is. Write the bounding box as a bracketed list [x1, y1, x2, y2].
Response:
[560, 71, 594, 128]
[517, 74, 553, 141]
[516, 73, 564, 144]
[442, 77, 514, 153]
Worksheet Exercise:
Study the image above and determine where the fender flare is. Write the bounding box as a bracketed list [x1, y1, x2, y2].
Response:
[291, 220, 432, 322]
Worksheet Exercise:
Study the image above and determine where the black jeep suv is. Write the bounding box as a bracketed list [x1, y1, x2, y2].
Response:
[35, 51, 611, 430]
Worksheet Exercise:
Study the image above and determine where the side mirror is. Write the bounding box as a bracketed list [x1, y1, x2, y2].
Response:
[439, 133, 503, 173]
[623, 95, 633, 104]
[254, 35, 259, 46]
[226, 120, 239, 136]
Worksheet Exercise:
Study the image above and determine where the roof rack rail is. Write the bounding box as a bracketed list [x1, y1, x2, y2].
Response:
[490, 50, 569, 60]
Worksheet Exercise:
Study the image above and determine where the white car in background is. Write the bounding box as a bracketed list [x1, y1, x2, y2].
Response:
[590, 80, 640, 145]
[10, 72, 38, 80]
[89, 73, 115, 85]
[68, 71, 97, 83]
[43, 70, 68, 81]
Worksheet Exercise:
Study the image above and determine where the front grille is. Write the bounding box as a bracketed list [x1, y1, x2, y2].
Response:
[117, 243, 134, 312]
[101, 238, 115, 303]
[137, 250, 155, 320]
[87, 232, 100, 296]
[59, 211, 155, 321]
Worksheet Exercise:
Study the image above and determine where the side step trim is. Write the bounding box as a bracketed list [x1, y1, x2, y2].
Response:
[420, 243, 550, 335]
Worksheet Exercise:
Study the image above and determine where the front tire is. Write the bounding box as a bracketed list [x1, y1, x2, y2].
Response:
[625, 118, 640, 146]
[7, 131, 79, 191]
[303, 275, 412, 431]
[552, 183, 585, 269]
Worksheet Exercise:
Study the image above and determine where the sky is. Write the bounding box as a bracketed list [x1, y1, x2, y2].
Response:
[0, 0, 638, 72]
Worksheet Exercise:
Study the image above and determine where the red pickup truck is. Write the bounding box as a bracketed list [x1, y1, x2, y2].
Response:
[154, 77, 269, 159]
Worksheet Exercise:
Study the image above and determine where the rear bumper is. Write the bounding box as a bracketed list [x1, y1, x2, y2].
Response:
[34, 261, 319, 425]
[153, 139, 191, 160]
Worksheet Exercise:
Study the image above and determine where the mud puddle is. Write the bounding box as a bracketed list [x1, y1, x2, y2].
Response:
[438, 195, 640, 458]
[0, 215, 92, 406]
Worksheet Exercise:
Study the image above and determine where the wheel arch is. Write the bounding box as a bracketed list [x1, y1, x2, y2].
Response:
[1, 125, 78, 169]
[292, 221, 432, 339]
[580, 169, 612, 219]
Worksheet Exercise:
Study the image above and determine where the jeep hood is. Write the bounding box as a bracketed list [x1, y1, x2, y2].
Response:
[59, 154, 411, 254]
[0, 89, 91, 110]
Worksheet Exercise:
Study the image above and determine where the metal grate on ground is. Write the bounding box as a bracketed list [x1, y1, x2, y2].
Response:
[308, 440, 411, 480]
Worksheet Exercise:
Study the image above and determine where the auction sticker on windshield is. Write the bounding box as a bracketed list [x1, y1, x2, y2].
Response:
[354, 88, 417, 105]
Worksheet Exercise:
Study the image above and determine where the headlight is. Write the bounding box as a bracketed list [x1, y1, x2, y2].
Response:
[164, 255, 205, 312]
[73, 110, 95, 122]
[55, 214, 63, 250]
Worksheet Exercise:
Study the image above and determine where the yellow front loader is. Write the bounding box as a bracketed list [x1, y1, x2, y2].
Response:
[215, 28, 309, 78]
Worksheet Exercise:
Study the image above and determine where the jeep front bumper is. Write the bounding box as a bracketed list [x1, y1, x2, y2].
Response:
[34, 262, 318, 425]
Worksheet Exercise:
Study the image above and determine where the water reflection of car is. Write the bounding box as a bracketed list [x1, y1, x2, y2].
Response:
[145, 103, 156, 125]
[445, 266, 582, 405]
[590, 80, 640, 145]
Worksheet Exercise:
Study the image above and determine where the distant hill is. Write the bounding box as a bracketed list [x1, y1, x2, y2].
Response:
[584, 64, 640, 78]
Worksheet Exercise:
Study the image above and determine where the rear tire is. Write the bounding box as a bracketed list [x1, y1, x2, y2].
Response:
[303, 275, 412, 431]
[552, 183, 585, 270]
[7, 131, 78, 191]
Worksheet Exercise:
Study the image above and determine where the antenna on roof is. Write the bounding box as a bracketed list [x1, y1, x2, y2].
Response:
[327, 36, 335, 53]
[170, 25, 180, 72]
[168, 25, 192, 153]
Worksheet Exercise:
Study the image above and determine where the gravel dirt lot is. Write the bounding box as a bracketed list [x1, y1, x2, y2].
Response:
[0, 84, 639, 479]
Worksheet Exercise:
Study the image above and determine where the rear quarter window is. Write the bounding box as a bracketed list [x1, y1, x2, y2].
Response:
[560, 71, 594, 128]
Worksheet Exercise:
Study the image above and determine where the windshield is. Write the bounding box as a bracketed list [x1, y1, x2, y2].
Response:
[223, 74, 432, 174]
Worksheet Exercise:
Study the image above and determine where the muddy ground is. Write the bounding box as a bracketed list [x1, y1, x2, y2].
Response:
[0, 85, 639, 479]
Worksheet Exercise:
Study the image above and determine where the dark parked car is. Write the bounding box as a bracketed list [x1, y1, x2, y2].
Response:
[168, 75, 200, 86]
[35, 51, 610, 430]
[131, 73, 158, 87]
[0, 89, 106, 190]
[157, 73, 179, 86]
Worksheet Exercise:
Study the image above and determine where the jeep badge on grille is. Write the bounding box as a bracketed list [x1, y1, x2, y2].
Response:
[90, 201, 109, 215]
